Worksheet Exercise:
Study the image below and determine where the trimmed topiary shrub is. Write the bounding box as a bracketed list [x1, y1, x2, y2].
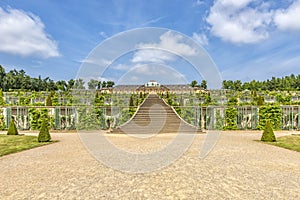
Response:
[38, 119, 51, 142]
[223, 107, 238, 130]
[261, 120, 276, 142]
[257, 105, 282, 130]
[0, 109, 6, 131]
[7, 117, 18, 135]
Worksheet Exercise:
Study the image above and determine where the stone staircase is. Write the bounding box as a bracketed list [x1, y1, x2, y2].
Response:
[111, 94, 201, 134]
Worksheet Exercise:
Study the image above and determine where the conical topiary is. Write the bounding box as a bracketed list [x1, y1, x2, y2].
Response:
[7, 117, 18, 135]
[261, 120, 276, 142]
[38, 119, 51, 142]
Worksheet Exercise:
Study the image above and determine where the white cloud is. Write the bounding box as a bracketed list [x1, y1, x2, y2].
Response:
[132, 31, 199, 64]
[131, 49, 175, 63]
[206, 0, 273, 44]
[82, 57, 112, 66]
[133, 64, 186, 81]
[0, 7, 59, 58]
[137, 31, 198, 57]
[117, 64, 186, 85]
[192, 33, 209, 46]
[274, 0, 300, 31]
[217, 0, 253, 9]
[193, 0, 205, 7]
[99, 77, 115, 82]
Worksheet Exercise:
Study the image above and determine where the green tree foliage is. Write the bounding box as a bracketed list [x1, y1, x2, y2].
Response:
[118, 108, 136, 125]
[46, 94, 52, 106]
[189, 80, 208, 89]
[190, 80, 207, 89]
[179, 107, 195, 125]
[174, 106, 181, 115]
[252, 95, 264, 106]
[88, 79, 99, 90]
[129, 95, 134, 107]
[202, 93, 212, 106]
[223, 107, 238, 130]
[258, 105, 282, 130]
[222, 80, 242, 91]
[97, 81, 102, 90]
[128, 94, 137, 117]
[0, 65, 5, 89]
[67, 79, 75, 90]
[38, 119, 51, 142]
[0, 65, 86, 92]
[222, 73, 300, 91]
[200, 80, 207, 90]
[29, 108, 51, 130]
[2, 64, 300, 93]
[227, 96, 238, 106]
[76, 107, 106, 130]
[257, 96, 264, 106]
[74, 79, 85, 89]
[56, 80, 67, 91]
[106, 81, 115, 88]
[102, 81, 107, 88]
[94, 92, 105, 106]
[0, 109, 5, 130]
[0, 66, 58, 92]
[0, 88, 4, 105]
[190, 80, 198, 87]
[275, 93, 291, 105]
[261, 120, 276, 142]
[7, 117, 18, 135]
[214, 110, 224, 130]
[167, 98, 173, 106]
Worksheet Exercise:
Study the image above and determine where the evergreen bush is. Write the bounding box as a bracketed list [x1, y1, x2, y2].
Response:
[0, 88, 5, 106]
[46, 94, 52, 106]
[261, 120, 276, 142]
[129, 95, 134, 107]
[7, 117, 18, 135]
[223, 107, 238, 130]
[257, 105, 282, 130]
[0, 109, 6, 131]
[38, 119, 51, 142]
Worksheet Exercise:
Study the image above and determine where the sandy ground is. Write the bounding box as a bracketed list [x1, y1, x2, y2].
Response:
[0, 131, 299, 199]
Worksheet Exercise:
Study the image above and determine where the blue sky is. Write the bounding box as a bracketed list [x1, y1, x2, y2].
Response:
[0, 0, 300, 86]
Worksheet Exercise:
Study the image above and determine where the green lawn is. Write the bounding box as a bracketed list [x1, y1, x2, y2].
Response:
[266, 134, 300, 152]
[0, 134, 55, 157]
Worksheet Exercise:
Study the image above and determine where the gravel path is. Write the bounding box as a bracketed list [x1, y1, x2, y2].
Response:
[0, 131, 299, 199]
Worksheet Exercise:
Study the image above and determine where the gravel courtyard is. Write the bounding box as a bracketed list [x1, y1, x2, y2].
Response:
[0, 131, 299, 199]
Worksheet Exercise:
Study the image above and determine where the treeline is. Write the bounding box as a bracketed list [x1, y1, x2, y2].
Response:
[222, 74, 300, 91]
[0, 65, 114, 92]
[2, 65, 300, 92]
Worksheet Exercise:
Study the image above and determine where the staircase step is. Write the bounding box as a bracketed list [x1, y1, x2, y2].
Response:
[111, 94, 202, 134]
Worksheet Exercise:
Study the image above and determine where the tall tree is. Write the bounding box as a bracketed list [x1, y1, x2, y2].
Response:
[74, 79, 85, 89]
[88, 79, 99, 89]
[200, 80, 207, 90]
[67, 79, 75, 90]
[102, 81, 107, 88]
[106, 81, 115, 88]
[190, 80, 198, 87]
